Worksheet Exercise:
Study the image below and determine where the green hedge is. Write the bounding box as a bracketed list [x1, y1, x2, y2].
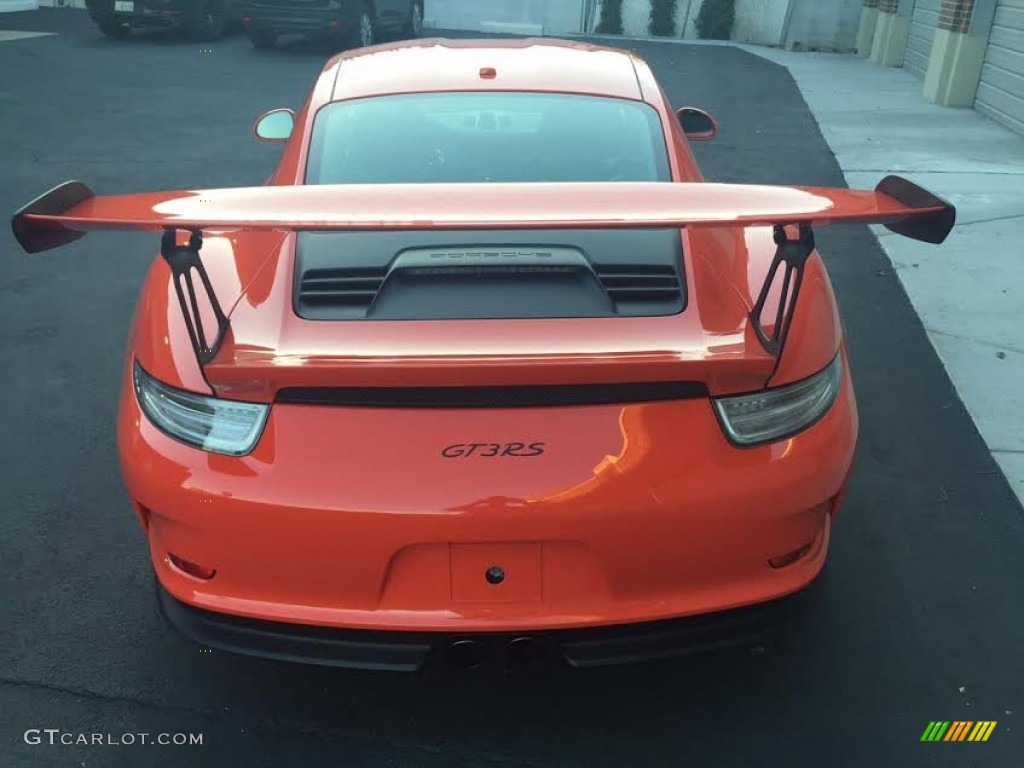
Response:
[597, 0, 624, 34]
[649, 0, 678, 37]
[695, 0, 735, 40]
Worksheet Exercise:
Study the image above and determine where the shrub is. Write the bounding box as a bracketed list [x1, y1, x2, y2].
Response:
[596, 0, 623, 35]
[695, 0, 735, 40]
[649, 0, 678, 37]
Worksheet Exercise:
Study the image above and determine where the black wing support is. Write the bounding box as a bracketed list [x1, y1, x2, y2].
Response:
[749, 224, 816, 359]
[12, 181, 230, 368]
[750, 176, 956, 362]
[160, 229, 229, 367]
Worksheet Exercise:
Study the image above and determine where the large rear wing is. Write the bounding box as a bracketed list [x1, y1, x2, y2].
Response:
[12, 176, 953, 253]
[11, 176, 954, 374]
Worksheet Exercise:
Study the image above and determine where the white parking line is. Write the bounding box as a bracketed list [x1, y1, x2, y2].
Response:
[0, 30, 56, 41]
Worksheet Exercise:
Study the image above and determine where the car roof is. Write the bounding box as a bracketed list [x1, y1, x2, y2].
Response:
[327, 38, 646, 102]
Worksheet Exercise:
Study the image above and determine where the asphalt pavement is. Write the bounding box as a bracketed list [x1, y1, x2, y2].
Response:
[0, 9, 1021, 768]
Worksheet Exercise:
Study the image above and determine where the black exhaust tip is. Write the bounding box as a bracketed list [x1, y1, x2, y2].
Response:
[507, 636, 545, 665]
[447, 639, 487, 669]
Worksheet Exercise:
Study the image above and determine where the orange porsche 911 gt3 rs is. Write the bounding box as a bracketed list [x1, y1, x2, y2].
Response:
[11, 39, 954, 671]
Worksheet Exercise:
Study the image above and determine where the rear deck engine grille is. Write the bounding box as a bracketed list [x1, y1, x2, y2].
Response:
[298, 266, 388, 314]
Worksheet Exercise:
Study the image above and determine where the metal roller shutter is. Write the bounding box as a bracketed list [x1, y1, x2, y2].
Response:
[904, 0, 942, 77]
[976, 0, 1024, 134]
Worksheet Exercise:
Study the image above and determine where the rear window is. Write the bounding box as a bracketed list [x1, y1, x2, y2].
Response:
[305, 92, 671, 185]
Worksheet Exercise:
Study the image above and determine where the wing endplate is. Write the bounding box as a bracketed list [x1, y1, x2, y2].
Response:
[12, 181, 94, 254]
[877, 175, 956, 244]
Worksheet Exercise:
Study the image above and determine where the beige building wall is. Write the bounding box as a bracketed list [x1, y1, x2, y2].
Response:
[975, 0, 1024, 133]
[856, 0, 1024, 135]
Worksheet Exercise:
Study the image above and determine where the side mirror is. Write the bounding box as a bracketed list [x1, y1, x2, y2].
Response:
[677, 107, 718, 142]
[254, 109, 295, 142]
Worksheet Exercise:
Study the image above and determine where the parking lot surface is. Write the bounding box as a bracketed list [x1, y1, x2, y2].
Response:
[0, 10, 1021, 767]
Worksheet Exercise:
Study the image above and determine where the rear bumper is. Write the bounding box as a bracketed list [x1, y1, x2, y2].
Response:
[157, 578, 808, 671]
[243, 4, 357, 35]
[121, 346, 857, 640]
[87, 0, 188, 25]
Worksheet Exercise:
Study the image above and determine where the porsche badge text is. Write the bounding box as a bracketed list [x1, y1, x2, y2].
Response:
[441, 442, 546, 458]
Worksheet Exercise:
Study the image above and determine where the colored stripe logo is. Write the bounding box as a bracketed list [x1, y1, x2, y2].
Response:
[921, 721, 997, 742]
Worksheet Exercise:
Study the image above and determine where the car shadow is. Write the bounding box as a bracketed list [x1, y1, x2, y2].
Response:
[82, 20, 244, 47]
[244, 26, 438, 58]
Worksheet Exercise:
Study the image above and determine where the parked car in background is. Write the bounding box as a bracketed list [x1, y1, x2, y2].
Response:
[242, 0, 423, 49]
[85, 0, 240, 40]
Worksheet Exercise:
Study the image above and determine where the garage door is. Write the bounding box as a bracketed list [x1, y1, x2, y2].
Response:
[904, 0, 941, 77]
[976, 0, 1024, 134]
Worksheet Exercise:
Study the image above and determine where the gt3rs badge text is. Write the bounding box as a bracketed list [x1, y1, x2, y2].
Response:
[441, 442, 546, 458]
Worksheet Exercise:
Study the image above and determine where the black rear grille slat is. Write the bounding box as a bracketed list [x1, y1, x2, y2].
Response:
[276, 381, 709, 408]
[303, 295, 378, 306]
[606, 286, 681, 294]
[607, 290, 682, 302]
[303, 267, 386, 279]
[302, 286, 383, 296]
[601, 277, 679, 288]
[302, 283, 384, 294]
[595, 267, 676, 275]
[301, 274, 387, 286]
